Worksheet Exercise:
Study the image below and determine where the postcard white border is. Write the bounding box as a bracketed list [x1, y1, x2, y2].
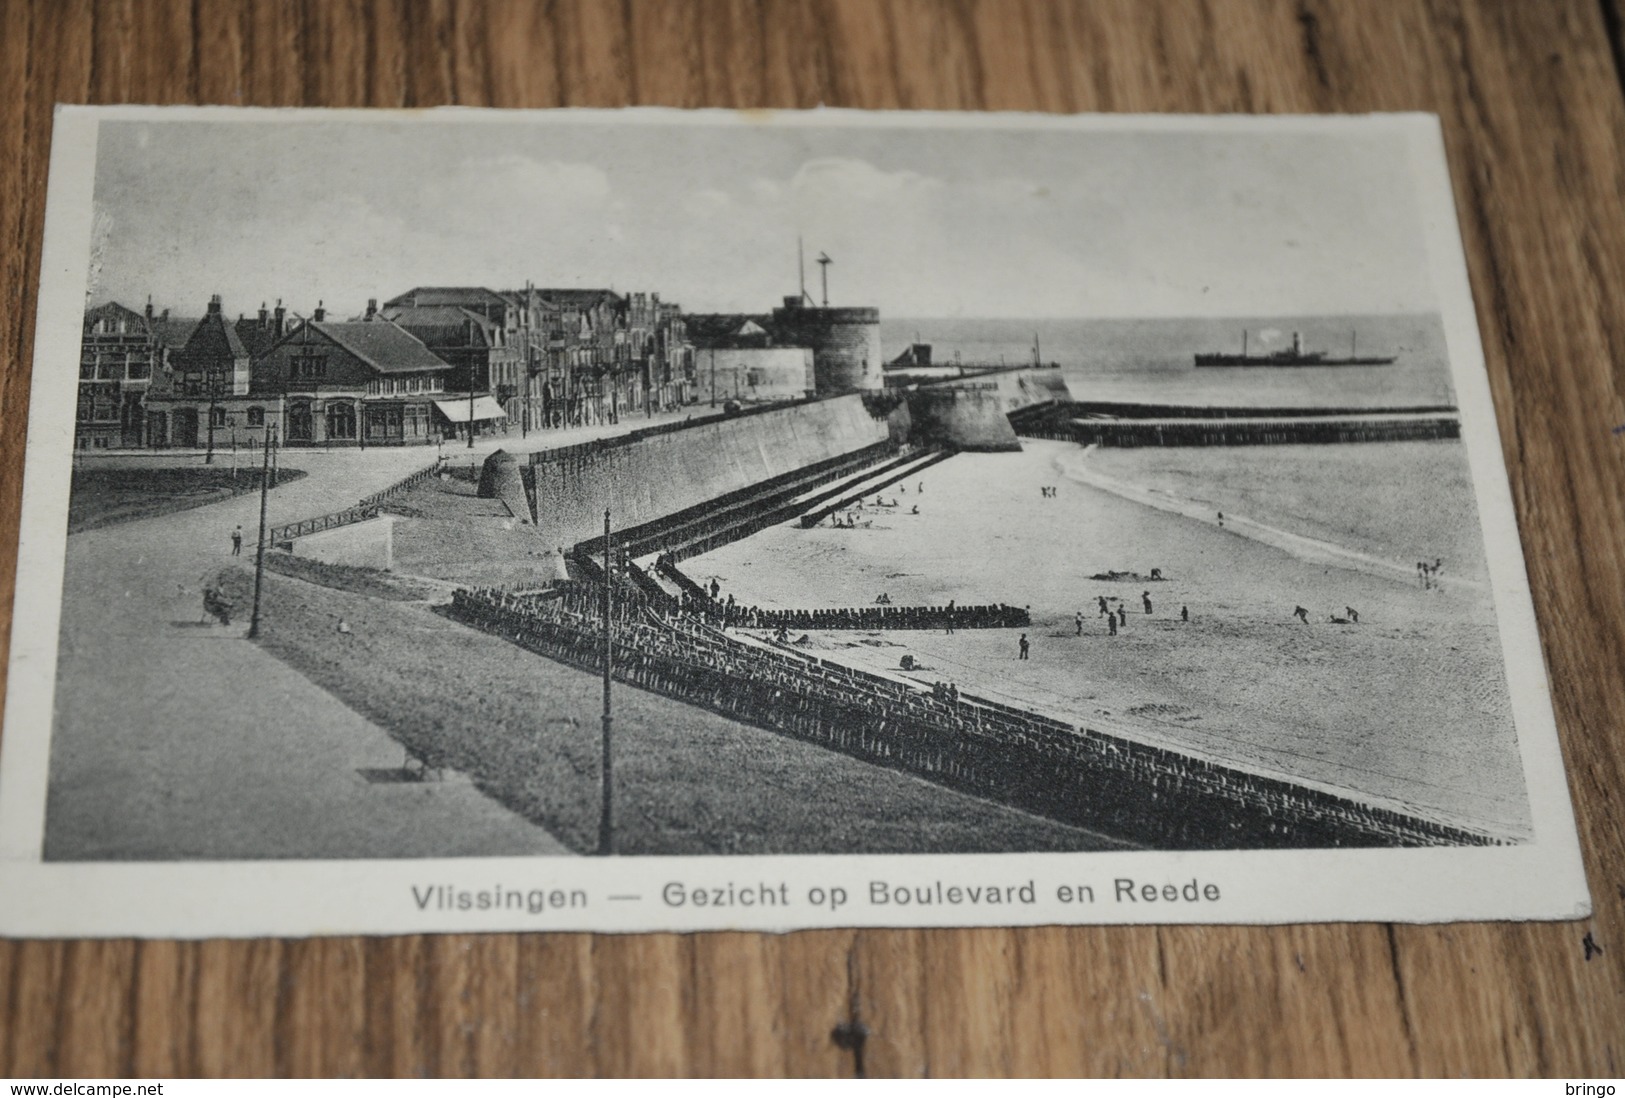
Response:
[0, 106, 1591, 937]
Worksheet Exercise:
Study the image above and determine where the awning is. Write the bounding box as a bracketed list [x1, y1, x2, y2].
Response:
[432, 396, 509, 424]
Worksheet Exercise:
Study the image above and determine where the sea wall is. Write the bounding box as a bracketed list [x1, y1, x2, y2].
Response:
[530, 394, 890, 547]
[907, 386, 1021, 451]
[906, 368, 1070, 451]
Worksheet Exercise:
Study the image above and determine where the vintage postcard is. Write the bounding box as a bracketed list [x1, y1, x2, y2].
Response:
[0, 106, 1589, 936]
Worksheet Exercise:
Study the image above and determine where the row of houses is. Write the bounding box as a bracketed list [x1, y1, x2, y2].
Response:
[77, 284, 701, 450]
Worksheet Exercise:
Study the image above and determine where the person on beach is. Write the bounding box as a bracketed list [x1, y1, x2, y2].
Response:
[918, 482, 924, 493]
[1098, 595, 1109, 616]
[945, 600, 956, 635]
[1293, 605, 1309, 624]
[1217, 511, 1225, 528]
[230, 526, 243, 555]
[1346, 606, 1359, 624]
[1142, 591, 1153, 615]
[1181, 605, 1189, 622]
[1075, 612, 1084, 635]
[1018, 634, 1030, 659]
[1108, 613, 1118, 636]
[1117, 606, 1127, 627]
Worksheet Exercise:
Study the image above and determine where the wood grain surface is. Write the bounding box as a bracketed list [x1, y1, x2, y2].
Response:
[1, 0, 1622, 1078]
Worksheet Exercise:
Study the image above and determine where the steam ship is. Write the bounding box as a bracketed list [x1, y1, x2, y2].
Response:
[1195, 330, 1397, 367]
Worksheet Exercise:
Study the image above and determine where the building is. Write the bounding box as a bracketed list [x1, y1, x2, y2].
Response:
[78, 301, 162, 449]
[141, 294, 258, 452]
[380, 297, 522, 439]
[686, 313, 815, 405]
[253, 309, 455, 446]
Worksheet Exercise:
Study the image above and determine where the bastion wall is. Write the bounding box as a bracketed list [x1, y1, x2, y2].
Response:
[906, 368, 1073, 451]
[530, 394, 891, 547]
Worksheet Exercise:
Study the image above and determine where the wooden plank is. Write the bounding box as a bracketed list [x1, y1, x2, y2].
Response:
[0, 0, 1620, 1077]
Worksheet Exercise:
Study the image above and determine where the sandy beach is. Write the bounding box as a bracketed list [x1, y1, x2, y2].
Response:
[689, 437, 1530, 837]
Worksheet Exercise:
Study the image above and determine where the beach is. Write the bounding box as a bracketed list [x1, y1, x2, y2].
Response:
[688, 437, 1530, 837]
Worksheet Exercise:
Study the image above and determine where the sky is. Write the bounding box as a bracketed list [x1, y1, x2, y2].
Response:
[87, 114, 1439, 321]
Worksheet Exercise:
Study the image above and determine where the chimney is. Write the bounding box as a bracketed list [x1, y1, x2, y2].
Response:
[365, 298, 377, 320]
[145, 295, 154, 320]
[207, 294, 222, 315]
[273, 299, 285, 337]
[313, 300, 325, 322]
[258, 302, 269, 328]
[161, 308, 170, 322]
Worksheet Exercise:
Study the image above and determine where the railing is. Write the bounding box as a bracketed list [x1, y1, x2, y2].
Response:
[267, 460, 441, 545]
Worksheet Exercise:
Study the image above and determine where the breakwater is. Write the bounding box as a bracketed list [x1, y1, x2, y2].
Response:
[1012, 401, 1461, 447]
[531, 394, 892, 547]
[447, 586, 1502, 850]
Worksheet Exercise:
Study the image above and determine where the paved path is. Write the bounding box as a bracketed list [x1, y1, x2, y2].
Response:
[45, 446, 572, 860]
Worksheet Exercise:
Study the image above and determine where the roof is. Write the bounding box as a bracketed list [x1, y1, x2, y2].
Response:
[534, 288, 624, 310]
[234, 317, 283, 360]
[383, 287, 513, 310]
[311, 320, 450, 374]
[382, 305, 500, 348]
[176, 307, 249, 367]
[83, 301, 150, 334]
[151, 317, 200, 350]
[685, 313, 775, 348]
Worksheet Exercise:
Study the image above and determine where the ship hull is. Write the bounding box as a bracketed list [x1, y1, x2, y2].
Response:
[1194, 354, 1398, 367]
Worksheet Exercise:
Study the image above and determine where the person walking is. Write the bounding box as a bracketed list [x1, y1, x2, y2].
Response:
[1293, 605, 1309, 624]
[1142, 591, 1153, 615]
[230, 525, 243, 555]
[1018, 634, 1030, 660]
[1346, 606, 1359, 623]
[1075, 611, 1084, 635]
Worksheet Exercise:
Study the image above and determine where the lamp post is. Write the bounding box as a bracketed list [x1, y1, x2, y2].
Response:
[247, 424, 277, 640]
[598, 507, 614, 856]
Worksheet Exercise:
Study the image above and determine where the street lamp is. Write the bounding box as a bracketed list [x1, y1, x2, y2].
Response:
[248, 424, 279, 641]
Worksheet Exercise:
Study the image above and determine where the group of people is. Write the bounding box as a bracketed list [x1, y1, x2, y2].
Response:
[1293, 605, 1361, 624]
[1417, 558, 1446, 589]
[1039, 485, 1060, 498]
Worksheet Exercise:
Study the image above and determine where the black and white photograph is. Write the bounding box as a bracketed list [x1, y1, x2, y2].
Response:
[0, 107, 1588, 936]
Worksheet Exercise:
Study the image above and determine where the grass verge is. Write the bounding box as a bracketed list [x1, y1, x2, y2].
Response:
[261, 552, 436, 601]
[252, 572, 1125, 855]
[68, 466, 307, 533]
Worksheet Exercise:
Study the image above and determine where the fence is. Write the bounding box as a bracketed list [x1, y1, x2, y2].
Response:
[267, 460, 441, 545]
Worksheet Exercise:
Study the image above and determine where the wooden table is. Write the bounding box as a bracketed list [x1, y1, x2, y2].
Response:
[1, 0, 1620, 1077]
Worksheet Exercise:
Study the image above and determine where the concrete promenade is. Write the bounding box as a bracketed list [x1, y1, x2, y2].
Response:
[43, 418, 704, 859]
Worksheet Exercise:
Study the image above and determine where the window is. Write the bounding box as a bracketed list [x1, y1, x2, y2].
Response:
[210, 406, 227, 428]
[290, 354, 327, 382]
[127, 356, 150, 380]
[246, 406, 264, 427]
[327, 401, 357, 439]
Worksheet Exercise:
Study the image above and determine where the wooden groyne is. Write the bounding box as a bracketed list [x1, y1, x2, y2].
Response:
[447, 586, 1503, 851]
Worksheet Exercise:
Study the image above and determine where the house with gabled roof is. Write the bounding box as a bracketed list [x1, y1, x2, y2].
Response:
[78, 301, 162, 449]
[253, 307, 460, 446]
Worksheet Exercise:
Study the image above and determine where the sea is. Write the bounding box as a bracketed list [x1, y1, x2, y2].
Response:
[881, 313, 1457, 409]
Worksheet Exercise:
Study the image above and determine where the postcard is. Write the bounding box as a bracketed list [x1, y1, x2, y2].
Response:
[0, 106, 1589, 936]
